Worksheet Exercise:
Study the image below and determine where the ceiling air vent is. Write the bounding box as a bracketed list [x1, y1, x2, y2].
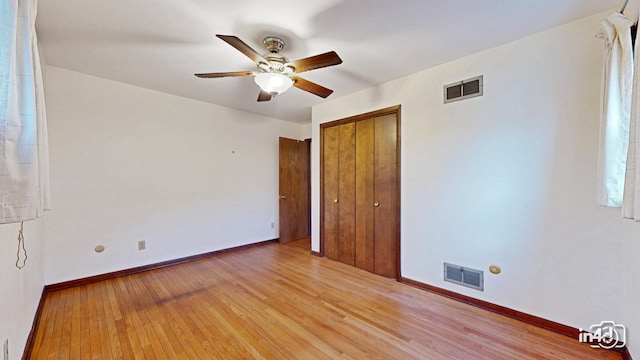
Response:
[444, 262, 484, 291]
[444, 75, 483, 103]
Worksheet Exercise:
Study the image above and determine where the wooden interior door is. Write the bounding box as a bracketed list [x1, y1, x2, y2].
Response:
[323, 123, 356, 265]
[279, 137, 310, 244]
[373, 114, 399, 278]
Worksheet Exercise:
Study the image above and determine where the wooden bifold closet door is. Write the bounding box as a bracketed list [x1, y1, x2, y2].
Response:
[323, 123, 356, 265]
[321, 106, 399, 279]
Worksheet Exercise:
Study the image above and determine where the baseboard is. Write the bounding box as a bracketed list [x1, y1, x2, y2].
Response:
[310, 250, 321, 257]
[44, 238, 278, 293]
[401, 277, 576, 337]
[21, 288, 47, 360]
[401, 277, 632, 359]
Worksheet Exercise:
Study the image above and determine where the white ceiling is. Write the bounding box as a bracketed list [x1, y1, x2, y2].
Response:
[36, 0, 621, 124]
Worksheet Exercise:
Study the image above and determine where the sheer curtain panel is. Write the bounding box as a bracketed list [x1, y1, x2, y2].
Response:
[0, 0, 50, 224]
[623, 14, 640, 221]
[598, 12, 634, 208]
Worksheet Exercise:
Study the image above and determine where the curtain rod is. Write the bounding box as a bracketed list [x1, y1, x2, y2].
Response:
[620, 0, 629, 13]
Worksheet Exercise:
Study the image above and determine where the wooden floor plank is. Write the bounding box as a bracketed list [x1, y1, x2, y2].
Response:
[77, 284, 92, 359]
[31, 292, 60, 358]
[69, 286, 83, 359]
[110, 278, 143, 359]
[29, 239, 622, 360]
[95, 282, 114, 359]
[46, 291, 68, 359]
[86, 284, 102, 360]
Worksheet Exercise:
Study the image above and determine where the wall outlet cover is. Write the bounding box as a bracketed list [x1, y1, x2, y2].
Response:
[138, 240, 146, 250]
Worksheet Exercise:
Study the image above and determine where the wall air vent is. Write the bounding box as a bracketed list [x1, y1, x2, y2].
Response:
[444, 262, 484, 291]
[444, 75, 483, 103]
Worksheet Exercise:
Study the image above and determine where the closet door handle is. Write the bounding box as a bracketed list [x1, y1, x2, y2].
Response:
[374, 202, 379, 207]
[334, 199, 339, 203]
[280, 195, 286, 200]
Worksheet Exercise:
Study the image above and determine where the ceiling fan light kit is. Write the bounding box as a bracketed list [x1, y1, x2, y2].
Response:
[254, 72, 293, 95]
[195, 34, 342, 102]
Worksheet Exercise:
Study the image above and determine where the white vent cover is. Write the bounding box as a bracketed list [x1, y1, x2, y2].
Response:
[444, 262, 484, 291]
[444, 75, 483, 103]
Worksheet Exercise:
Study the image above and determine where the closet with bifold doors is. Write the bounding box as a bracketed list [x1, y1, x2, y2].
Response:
[321, 106, 400, 279]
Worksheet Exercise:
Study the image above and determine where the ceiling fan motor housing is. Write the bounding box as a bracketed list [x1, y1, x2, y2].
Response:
[259, 56, 293, 74]
[258, 37, 294, 75]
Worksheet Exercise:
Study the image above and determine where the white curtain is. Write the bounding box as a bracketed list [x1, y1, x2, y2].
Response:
[0, 0, 50, 224]
[624, 14, 640, 220]
[598, 12, 634, 208]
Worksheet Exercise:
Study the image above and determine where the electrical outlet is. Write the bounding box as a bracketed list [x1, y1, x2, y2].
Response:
[4, 338, 8, 360]
[270, 222, 274, 229]
[138, 240, 146, 251]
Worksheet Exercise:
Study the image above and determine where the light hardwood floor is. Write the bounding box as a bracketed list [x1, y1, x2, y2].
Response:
[30, 239, 622, 359]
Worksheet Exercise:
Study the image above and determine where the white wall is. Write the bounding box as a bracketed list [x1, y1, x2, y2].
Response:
[0, 220, 45, 360]
[43, 66, 306, 285]
[624, 224, 640, 357]
[312, 10, 639, 355]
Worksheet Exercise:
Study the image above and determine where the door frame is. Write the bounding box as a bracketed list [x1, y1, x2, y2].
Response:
[319, 105, 401, 280]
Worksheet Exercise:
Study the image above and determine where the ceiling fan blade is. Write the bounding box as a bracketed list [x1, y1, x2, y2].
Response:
[291, 76, 334, 98]
[257, 90, 272, 102]
[287, 51, 342, 74]
[194, 71, 253, 78]
[216, 34, 268, 65]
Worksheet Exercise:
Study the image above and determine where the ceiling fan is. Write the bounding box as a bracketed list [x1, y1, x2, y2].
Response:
[195, 35, 343, 102]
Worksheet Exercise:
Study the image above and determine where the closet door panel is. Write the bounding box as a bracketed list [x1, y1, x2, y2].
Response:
[322, 106, 400, 278]
[374, 114, 399, 278]
[323, 126, 341, 261]
[355, 119, 375, 272]
[337, 123, 356, 265]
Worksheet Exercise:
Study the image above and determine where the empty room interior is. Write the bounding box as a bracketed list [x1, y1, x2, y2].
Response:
[3, 0, 640, 359]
